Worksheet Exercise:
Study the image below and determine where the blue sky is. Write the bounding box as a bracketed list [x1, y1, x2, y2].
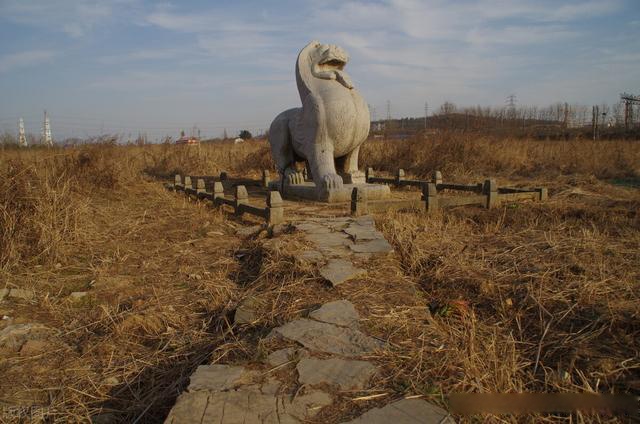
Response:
[0, 0, 638, 140]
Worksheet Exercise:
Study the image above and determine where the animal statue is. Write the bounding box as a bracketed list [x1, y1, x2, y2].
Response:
[269, 41, 370, 192]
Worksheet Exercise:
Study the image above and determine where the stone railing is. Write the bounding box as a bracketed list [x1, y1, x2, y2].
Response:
[353, 169, 547, 216]
[168, 174, 284, 225]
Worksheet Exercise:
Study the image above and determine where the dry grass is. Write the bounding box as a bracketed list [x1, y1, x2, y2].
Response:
[0, 136, 638, 422]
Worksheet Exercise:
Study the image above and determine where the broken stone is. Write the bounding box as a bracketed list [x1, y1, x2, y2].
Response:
[297, 357, 376, 390]
[8, 289, 35, 301]
[340, 398, 454, 424]
[69, 291, 88, 301]
[165, 387, 331, 424]
[299, 250, 324, 264]
[349, 238, 393, 254]
[236, 225, 264, 237]
[295, 222, 332, 233]
[271, 318, 382, 357]
[343, 222, 381, 241]
[319, 259, 365, 286]
[234, 297, 263, 324]
[309, 300, 359, 328]
[19, 339, 49, 356]
[187, 364, 259, 392]
[266, 347, 296, 367]
[306, 232, 352, 251]
[0, 323, 51, 351]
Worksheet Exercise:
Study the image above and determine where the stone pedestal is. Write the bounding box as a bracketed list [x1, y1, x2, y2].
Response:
[268, 180, 390, 203]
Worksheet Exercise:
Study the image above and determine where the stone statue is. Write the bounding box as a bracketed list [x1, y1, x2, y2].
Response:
[269, 41, 370, 193]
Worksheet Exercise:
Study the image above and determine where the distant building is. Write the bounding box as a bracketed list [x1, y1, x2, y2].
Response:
[176, 131, 200, 145]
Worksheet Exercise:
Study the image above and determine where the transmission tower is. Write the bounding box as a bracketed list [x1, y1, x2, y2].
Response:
[621, 92, 640, 129]
[18, 118, 27, 147]
[43, 110, 53, 146]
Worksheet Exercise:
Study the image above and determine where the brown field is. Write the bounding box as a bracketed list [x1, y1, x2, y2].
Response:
[0, 135, 638, 423]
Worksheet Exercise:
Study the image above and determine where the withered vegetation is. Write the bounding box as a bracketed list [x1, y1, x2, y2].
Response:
[0, 135, 638, 423]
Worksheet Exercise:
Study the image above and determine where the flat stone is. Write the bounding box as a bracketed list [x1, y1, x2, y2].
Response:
[349, 238, 393, 254]
[309, 300, 360, 328]
[19, 339, 49, 356]
[236, 225, 264, 237]
[299, 250, 324, 264]
[306, 232, 352, 250]
[69, 291, 88, 300]
[8, 289, 35, 301]
[319, 259, 365, 286]
[295, 222, 332, 233]
[297, 357, 376, 390]
[234, 297, 263, 324]
[0, 323, 51, 351]
[266, 347, 297, 367]
[344, 226, 380, 241]
[0, 288, 8, 300]
[188, 364, 258, 392]
[340, 398, 454, 424]
[165, 387, 331, 424]
[271, 318, 382, 357]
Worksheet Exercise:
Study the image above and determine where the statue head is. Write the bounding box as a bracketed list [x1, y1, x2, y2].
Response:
[297, 41, 354, 91]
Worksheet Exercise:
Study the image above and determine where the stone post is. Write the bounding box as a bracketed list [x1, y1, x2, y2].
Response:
[483, 179, 498, 209]
[535, 187, 548, 201]
[351, 187, 368, 216]
[196, 178, 206, 195]
[422, 183, 438, 213]
[433, 170, 443, 186]
[220, 171, 228, 181]
[395, 169, 405, 186]
[266, 191, 284, 225]
[262, 170, 270, 188]
[366, 167, 374, 182]
[234, 185, 249, 214]
[174, 174, 183, 190]
[213, 181, 224, 206]
[184, 176, 192, 190]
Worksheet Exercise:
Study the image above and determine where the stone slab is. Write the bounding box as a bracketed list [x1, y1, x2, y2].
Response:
[165, 387, 331, 424]
[268, 181, 390, 203]
[297, 357, 376, 390]
[188, 364, 258, 391]
[0, 323, 52, 351]
[234, 297, 263, 324]
[319, 259, 365, 286]
[271, 318, 382, 357]
[266, 347, 297, 367]
[340, 398, 454, 424]
[349, 238, 393, 254]
[309, 300, 360, 328]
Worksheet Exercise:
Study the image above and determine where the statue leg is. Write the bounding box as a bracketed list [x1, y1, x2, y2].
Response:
[309, 142, 343, 191]
[338, 145, 365, 184]
[269, 110, 304, 185]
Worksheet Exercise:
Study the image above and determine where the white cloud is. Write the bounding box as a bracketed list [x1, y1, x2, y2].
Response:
[0, 50, 56, 72]
[0, 0, 139, 37]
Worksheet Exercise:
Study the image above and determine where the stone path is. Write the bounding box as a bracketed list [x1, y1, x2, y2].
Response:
[164, 216, 454, 423]
[294, 216, 393, 286]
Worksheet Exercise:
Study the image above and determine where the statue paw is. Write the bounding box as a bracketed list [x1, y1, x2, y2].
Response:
[284, 168, 304, 185]
[321, 174, 344, 191]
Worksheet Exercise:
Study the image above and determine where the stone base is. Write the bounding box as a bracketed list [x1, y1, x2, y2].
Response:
[268, 180, 390, 203]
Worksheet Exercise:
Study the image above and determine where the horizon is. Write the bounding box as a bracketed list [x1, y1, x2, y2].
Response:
[1, 0, 639, 141]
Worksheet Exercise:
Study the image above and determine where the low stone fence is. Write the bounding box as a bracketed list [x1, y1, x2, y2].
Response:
[353, 169, 547, 216]
[168, 174, 284, 225]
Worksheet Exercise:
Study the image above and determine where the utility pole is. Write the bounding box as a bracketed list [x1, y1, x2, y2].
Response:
[592, 105, 599, 140]
[424, 101, 428, 131]
[18, 118, 27, 147]
[43, 110, 53, 147]
[386, 100, 391, 136]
